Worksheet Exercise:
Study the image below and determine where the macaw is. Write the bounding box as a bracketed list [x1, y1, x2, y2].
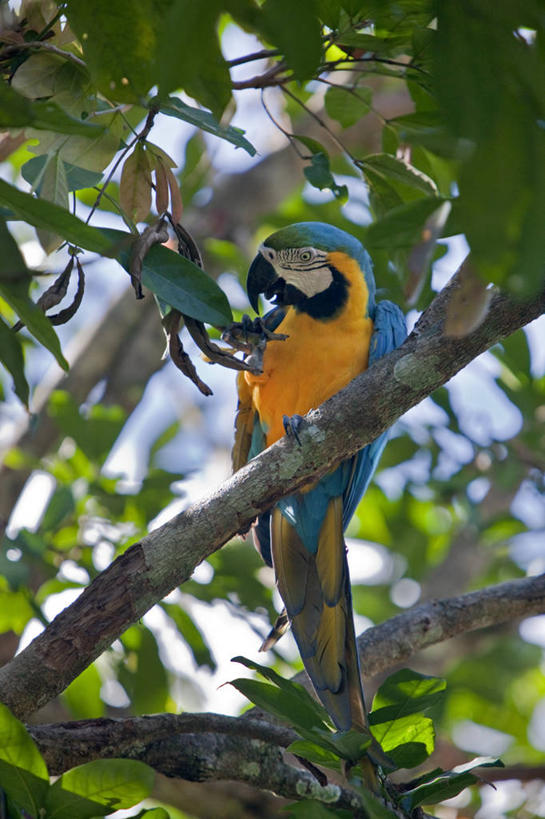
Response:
[232, 222, 406, 732]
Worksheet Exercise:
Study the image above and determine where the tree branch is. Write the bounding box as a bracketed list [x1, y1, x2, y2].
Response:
[1, 276, 544, 719]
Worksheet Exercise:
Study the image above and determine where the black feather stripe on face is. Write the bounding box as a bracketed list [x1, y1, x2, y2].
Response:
[282, 264, 349, 320]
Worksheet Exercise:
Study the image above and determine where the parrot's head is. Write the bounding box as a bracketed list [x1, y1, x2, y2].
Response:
[247, 221, 375, 320]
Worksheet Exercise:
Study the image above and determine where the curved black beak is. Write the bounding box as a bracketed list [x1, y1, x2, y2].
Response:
[247, 252, 279, 314]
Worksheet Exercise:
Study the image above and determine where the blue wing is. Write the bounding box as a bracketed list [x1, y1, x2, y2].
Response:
[342, 299, 407, 525]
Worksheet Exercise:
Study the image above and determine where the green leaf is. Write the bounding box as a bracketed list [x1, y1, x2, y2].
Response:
[45, 758, 155, 819]
[370, 669, 447, 724]
[286, 800, 346, 818]
[400, 757, 504, 810]
[0, 703, 49, 816]
[22, 155, 103, 193]
[155, 1, 231, 118]
[0, 313, 29, 405]
[63, 664, 105, 720]
[370, 714, 435, 768]
[336, 32, 408, 56]
[119, 627, 169, 715]
[361, 153, 437, 196]
[325, 85, 372, 128]
[231, 656, 332, 728]
[261, 0, 323, 80]
[36, 152, 69, 253]
[304, 153, 348, 201]
[287, 739, 342, 774]
[0, 82, 104, 137]
[100, 228, 232, 326]
[365, 197, 446, 249]
[158, 97, 256, 156]
[65, 0, 159, 102]
[0, 179, 117, 255]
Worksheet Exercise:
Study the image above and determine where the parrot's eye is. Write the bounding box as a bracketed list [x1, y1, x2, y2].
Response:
[299, 249, 314, 261]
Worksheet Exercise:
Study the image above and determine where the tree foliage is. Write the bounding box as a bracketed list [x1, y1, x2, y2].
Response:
[0, 1, 544, 817]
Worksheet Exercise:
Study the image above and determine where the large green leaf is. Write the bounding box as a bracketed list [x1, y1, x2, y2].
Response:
[0, 703, 49, 816]
[0, 315, 29, 405]
[119, 626, 169, 715]
[65, 0, 161, 102]
[154, 0, 231, 118]
[45, 758, 155, 819]
[158, 97, 256, 156]
[62, 664, 105, 720]
[370, 669, 446, 724]
[0, 179, 117, 255]
[0, 81, 104, 136]
[100, 228, 233, 326]
[260, 0, 323, 81]
[162, 602, 216, 671]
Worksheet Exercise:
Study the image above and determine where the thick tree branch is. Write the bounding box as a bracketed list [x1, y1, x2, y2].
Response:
[1, 277, 544, 719]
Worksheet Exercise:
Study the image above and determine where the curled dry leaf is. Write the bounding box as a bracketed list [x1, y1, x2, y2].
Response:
[119, 142, 153, 224]
[444, 258, 494, 337]
[129, 217, 170, 299]
[48, 257, 85, 325]
[165, 309, 213, 396]
[13, 256, 75, 332]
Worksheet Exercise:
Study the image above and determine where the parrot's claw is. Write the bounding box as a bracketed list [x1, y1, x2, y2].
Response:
[283, 414, 304, 446]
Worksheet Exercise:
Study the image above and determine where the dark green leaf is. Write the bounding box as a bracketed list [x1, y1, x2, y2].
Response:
[0, 82, 104, 136]
[325, 86, 372, 127]
[0, 703, 49, 816]
[361, 153, 437, 196]
[365, 197, 446, 249]
[231, 656, 332, 729]
[63, 665, 105, 720]
[100, 228, 232, 326]
[0, 314, 29, 405]
[45, 758, 154, 818]
[304, 153, 348, 201]
[261, 0, 322, 80]
[155, 1, 231, 117]
[0, 179, 117, 255]
[287, 739, 342, 773]
[371, 714, 435, 768]
[158, 97, 256, 156]
[119, 626, 169, 715]
[400, 757, 503, 810]
[22, 155, 103, 193]
[65, 0, 159, 102]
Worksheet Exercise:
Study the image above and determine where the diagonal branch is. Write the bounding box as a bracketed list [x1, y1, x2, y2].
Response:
[0, 273, 544, 720]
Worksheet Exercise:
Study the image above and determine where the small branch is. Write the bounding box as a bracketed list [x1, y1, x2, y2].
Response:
[0, 40, 86, 70]
[227, 48, 281, 68]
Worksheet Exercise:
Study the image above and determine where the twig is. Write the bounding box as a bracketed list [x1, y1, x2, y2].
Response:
[0, 40, 86, 70]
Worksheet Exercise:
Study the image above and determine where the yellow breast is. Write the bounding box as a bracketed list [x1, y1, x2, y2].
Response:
[244, 252, 374, 446]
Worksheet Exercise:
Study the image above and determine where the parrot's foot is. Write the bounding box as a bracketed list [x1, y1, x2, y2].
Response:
[283, 414, 304, 446]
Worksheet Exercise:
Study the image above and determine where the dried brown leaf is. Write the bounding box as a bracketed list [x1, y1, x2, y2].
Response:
[128, 217, 169, 298]
[0, 132, 26, 162]
[119, 142, 153, 224]
[405, 201, 451, 306]
[154, 157, 169, 215]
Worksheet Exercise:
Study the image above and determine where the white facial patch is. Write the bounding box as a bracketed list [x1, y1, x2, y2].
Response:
[280, 264, 333, 297]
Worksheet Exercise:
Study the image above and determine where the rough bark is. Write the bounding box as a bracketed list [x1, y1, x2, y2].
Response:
[0, 272, 543, 720]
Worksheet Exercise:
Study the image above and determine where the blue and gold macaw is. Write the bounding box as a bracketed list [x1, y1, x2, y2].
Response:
[232, 222, 406, 732]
